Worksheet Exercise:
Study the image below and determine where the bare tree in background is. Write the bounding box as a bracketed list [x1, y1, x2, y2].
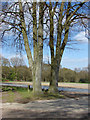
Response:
[1, 56, 10, 67]
[10, 57, 25, 67]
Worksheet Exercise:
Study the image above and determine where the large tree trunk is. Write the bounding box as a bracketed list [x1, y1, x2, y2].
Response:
[49, 3, 58, 93]
[32, 2, 43, 95]
[32, 60, 42, 95]
[32, 2, 44, 95]
[19, 1, 43, 95]
[49, 64, 58, 93]
[49, 2, 70, 93]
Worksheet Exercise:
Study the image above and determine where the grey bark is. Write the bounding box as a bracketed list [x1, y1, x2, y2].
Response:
[19, 1, 43, 95]
[49, 2, 70, 93]
[32, 2, 44, 95]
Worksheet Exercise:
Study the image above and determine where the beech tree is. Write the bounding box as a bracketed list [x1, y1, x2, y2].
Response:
[1, 1, 45, 95]
[44, 1, 89, 92]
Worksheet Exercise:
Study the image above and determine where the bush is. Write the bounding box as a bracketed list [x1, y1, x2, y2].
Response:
[79, 78, 88, 83]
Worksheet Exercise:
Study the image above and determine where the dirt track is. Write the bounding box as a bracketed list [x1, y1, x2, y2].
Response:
[1, 96, 89, 119]
[1, 82, 89, 119]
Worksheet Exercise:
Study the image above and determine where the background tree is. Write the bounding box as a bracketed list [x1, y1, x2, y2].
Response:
[1, 56, 10, 80]
[2, 66, 10, 80]
[1, 57, 10, 67]
[10, 56, 25, 80]
[10, 57, 25, 67]
[7, 68, 16, 81]
[16, 66, 32, 81]
[1, 57, 88, 83]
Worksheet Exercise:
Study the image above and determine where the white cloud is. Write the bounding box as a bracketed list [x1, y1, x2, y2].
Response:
[73, 31, 88, 43]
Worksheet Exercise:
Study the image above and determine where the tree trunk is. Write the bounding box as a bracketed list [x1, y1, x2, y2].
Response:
[49, 65, 58, 93]
[49, 3, 58, 93]
[19, 1, 43, 95]
[49, 2, 70, 93]
[32, 2, 43, 95]
[32, 60, 42, 95]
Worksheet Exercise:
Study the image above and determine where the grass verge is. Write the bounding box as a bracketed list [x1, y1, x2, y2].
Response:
[2, 87, 65, 103]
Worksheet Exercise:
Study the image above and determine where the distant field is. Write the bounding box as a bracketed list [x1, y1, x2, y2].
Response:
[3, 81, 89, 89]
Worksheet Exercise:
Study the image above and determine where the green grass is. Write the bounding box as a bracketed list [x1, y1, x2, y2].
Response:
[2, 86, 65, 103]
[16, 91, 65, 104]
[2, 91, 15, 103]
[16, 87, 65, 102]
[2, 86, 27, 91]
[2, 80, 17, 83]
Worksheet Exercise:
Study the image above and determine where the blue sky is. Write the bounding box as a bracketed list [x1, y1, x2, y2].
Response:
[1, 2, 88, 70]
[1, 30, 88, 70]
[43, 30, 88, 70]
[61, 31, 88, 70]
